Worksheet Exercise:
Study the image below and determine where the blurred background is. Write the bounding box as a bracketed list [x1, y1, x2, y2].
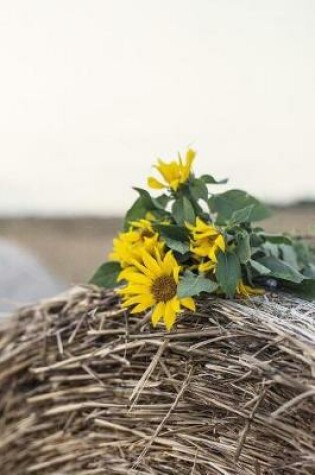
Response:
[0, 0, 314, 312]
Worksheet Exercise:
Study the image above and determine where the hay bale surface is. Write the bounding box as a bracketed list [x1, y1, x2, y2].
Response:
[0, 287, 314, 475]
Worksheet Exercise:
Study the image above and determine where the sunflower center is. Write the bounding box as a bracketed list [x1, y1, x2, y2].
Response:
[151, 275, 177, 302]
[141, 229, 155, 239]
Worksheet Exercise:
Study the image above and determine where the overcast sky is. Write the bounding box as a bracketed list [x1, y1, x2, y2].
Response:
[0, 0, 314, 215]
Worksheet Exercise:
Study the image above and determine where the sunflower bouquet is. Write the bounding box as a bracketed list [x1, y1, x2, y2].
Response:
[91, 149, 315, 330]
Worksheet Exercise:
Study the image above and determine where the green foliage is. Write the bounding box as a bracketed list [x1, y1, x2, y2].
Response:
[249, 259, 271, 276]
[189, 178, 208, 202]
[200, 174, 228, 185]
[230, 205, 255, 225]
[89, 261, 122, 288]
[155, 194, 170, 208]
[133, 188, 166, 211]
[285, 279, 315, 299]
[304, 264, 315, 279]
[257, 256, 305, 283]
[279, 244, 299, 270]
[235, 232, 251, 263]
[261, 234, 292, 245]
[178, 271, 218, 298]
[154, 224, 189, 241]
[172, 195, 195, 225]
[209, 189, 271, 225]
[216, 251, 241, 297]
[163, 238, 190, 255]
[124, 197, 148, 229]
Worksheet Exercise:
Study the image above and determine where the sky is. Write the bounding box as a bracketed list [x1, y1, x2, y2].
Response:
[0, 0, 314, 215]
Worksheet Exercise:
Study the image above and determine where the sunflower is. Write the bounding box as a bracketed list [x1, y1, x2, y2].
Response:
[147, 148, 196, 191]
[118, 248, 196, 331]
[236, 280, 264, 298]
[109, 218, 163, 267]
[186, 217, 225, 272]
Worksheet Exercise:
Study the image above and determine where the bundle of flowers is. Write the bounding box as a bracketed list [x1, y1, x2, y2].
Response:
[91, 149, 315, 330]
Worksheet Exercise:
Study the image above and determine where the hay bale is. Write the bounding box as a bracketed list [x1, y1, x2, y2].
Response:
[0, 287, 314, 475]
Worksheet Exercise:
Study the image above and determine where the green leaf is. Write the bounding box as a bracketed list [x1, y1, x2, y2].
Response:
[284, 279, 315, 300]
[154, 223, 189, 241]
[172, 196, 195, 225]
[200, 174, 228, 185]
[250, 233, 265, 248]
[279, 244, 299, 270]
[155, 194, 170, 208]
[230, 205, 255, 224]
[236, 232, 251, 263]
[244, 263, 254, 286]
[303, 264, 315, 279]
[249, 259, 271, 276]
[262, 234, 292, 245]
[258, 256, 305, 283]
[293, 239, 314, 268]
[209, 189, 271, 225]
[124, 189, 171, 227]
[133, 187, 165, 211]
[189, 178, 209, 202]
[164, 237, 190, 255]
[262, 241, 280, 258]
[124, 197, 147, 229]
[89, 261, 121, 288]
[178, 271, 218, 298]
[216, 251, 241, 297]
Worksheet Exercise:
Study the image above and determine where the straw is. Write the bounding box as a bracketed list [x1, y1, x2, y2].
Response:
[0, 286, 314, 474]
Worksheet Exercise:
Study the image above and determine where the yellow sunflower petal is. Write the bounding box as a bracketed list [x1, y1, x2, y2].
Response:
[216, 234, 225, 252]
[142, 251, 163, 275]
[181, 148, 196, 181]
[208, 247, 217, 262]
[191, 243, 209, 257]
[170, 179, 180, 191]
[151, 301, 165, 326]
[185, 221, 194, 231]
[119, 271, 152, 286]
[156, 160, 177, 183]
[118, 267, 138, 281]
[180, 297, 196, 311]
[170, 296, 180, 313]
[130, 258, 156, 279]
[162, 250, 178, 275]
[196, 228, 219, 240]
[119, 284, 148, 295]
[147, 177, 165, 189]
[198, 261, 215, 273]
[153, 245, 164, 265]
[121, 295, 144, 307]
[195, 217, 206, 229]
[121, 230, 141, 242]
[172, 265, 180, 283]
[185, 148, 196, 169]
[164, 300, 177, 331]
[237, 280, 264, 298]
[130, 299, 154, 313]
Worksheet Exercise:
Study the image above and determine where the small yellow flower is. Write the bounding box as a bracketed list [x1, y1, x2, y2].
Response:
[109, 219, 163, 267]
[129, 218, 155, 235]
[186, 217, 225, 271]
[198, 260, 216, 273]
[118, 248, 196, 331]
[236, 280, 264, 298]
[148, 148, 196, 192]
